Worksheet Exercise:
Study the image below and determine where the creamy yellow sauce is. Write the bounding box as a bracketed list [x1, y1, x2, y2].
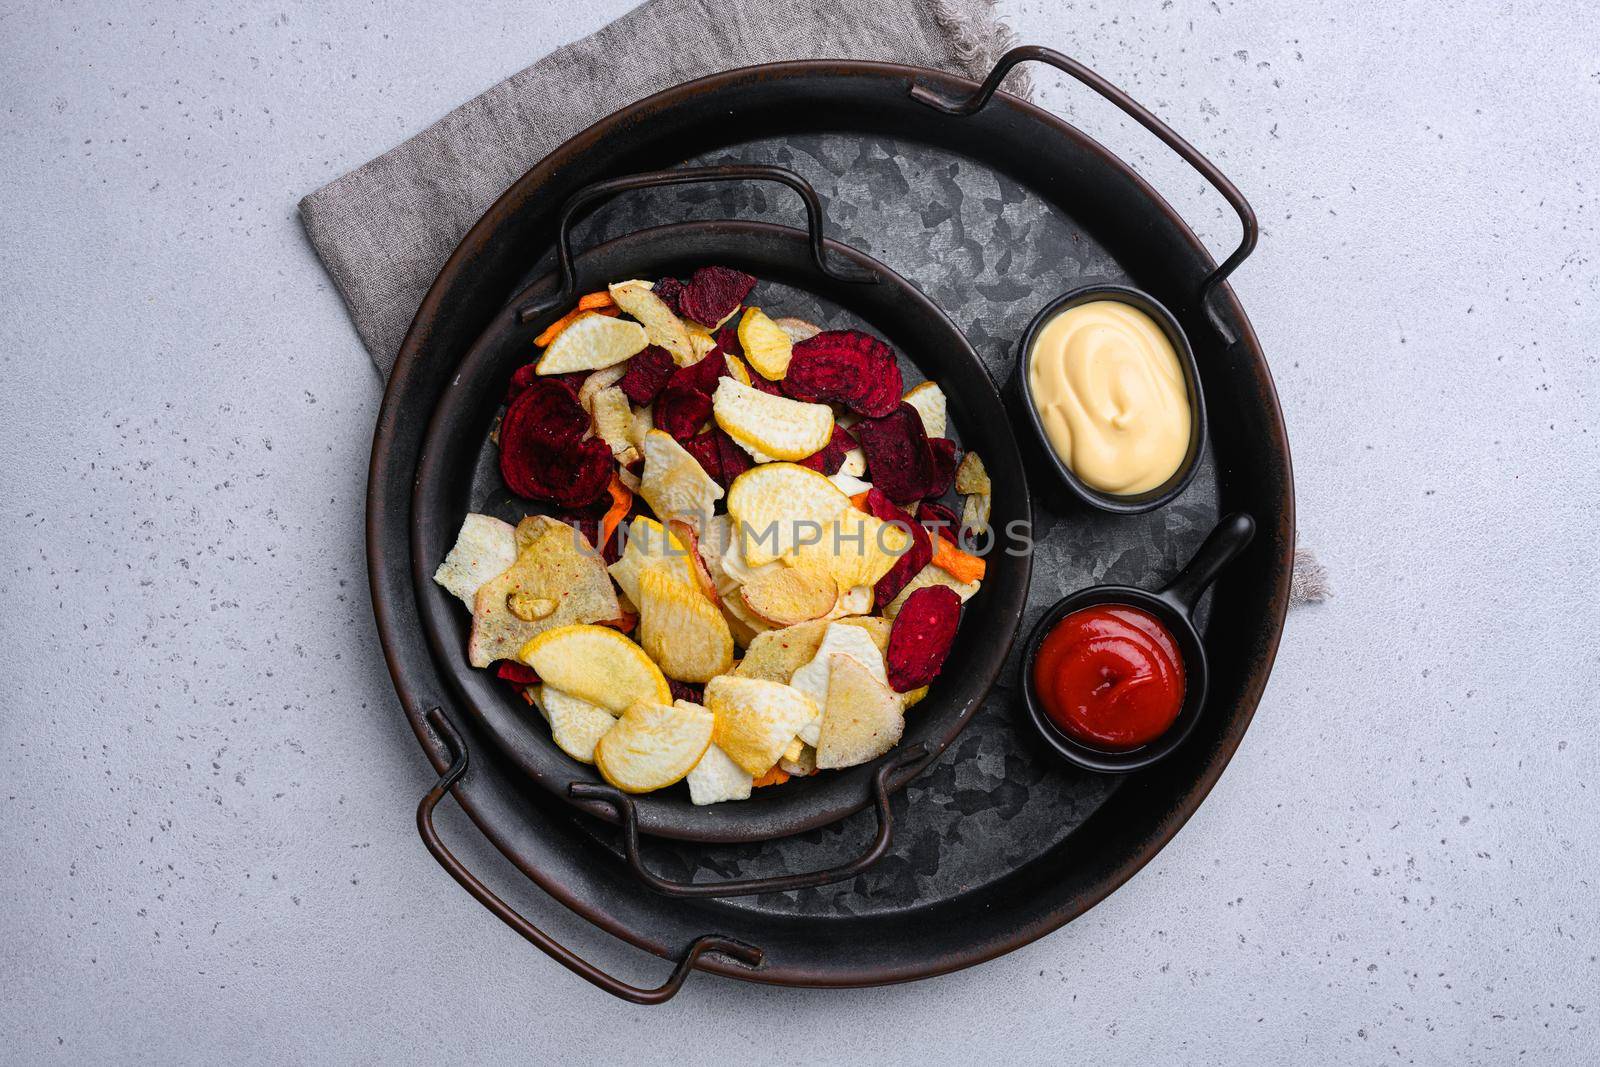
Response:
[1027, 300, 1191, 495]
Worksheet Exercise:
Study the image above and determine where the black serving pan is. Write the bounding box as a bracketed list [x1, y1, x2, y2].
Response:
[369, 47, 1293, 1000]
[411, 165, 1031, 857]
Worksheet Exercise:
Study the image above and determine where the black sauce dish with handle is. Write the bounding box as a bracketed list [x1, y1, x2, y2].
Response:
[1019, 512, 1256, 773]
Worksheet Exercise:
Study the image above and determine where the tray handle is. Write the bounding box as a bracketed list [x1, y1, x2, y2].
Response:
[909, 45, 1259, 339]
[517, 164, 879, 324]
[417, 707, 763, 1003]
[569, 741, 935, 899]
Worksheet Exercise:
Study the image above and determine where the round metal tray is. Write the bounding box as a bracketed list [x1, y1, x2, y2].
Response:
[371, 48, 1293, 998]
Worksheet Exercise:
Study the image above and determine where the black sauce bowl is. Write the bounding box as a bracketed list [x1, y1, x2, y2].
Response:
[1020, 512, 1255, 773]
[1016, 284, 1207, 515]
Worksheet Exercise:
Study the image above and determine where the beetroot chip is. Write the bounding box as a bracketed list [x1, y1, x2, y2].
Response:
[667, 679, 704, 704]
[859, 488, 932, 605]
[797, 424, 857, 475]
[505, 362, 541, 404]
[654, 381, 713, 440]
[678, 266, 757, 328]
[652, 276, 686, 316]
[885, 585, 962, 692]
[854, 402, 938, 504]
[713, 428, 754, 486]
[916, 500, 961, 544]
[499, 380, 612, 507]
[681, 431, 723, 483]
[925, 437, 960, 498]
[783, 330, 903, 418]
[747, 372, 782, 396]
[671, 349, 729, 396]
[617, 345, 676, 405]
[495, 661, 541, 685]
[714, 323, 743, 359]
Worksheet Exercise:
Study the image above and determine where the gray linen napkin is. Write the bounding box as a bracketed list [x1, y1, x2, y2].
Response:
[298, 0, 1329, 605]
[299, 0, 1029, 377]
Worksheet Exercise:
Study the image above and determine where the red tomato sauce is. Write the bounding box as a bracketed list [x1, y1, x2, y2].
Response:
[1032, 604, 1186, 750]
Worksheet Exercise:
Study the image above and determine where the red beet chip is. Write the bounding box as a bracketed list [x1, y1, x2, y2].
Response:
[653, 276, 686, 316]
[713, 429, 754, 486]
[654, 381, 713, 440]
[670, 349, 728, 396]
[854, 402, 938, 504]
[859, 488, 932, 605]
[925, 437, 960, 498]
[681, 431, 723, 483]
[667, 679, 703, 704]
[499, 380, 612, 506]
[678, 266, 757, 328]
[885, 585, 963, 692]
[714, 323, 743, 359]
[784, 330, 903, 418]
[495, 661, 541, 685]
[617, 345, 676, 405]
[916, 500, 961, 544]
[504, 362, 541, 404]
[797, 424, 857, 475]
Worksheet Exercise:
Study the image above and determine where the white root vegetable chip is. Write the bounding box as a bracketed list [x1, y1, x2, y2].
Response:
[686, 742, 754, 805]
[536, 313, 648, 375]
[434, 513, 516, 609]
[815, 654, 905, 769]
[594, 699, 714, 793]
[537, 686, 619, 764]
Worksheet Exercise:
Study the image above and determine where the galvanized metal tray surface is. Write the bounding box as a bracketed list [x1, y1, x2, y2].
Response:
[371, 52, 1293, 995]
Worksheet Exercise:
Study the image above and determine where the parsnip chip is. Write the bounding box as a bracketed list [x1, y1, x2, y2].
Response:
[882, 563, 981, 619]
[900, 685, 929, 709]
[773, 316, 821, 343]
[578, 364, 629, 410]
[828, 472, 873, 497]
[638, 429, 723, 530]
[788, 621, 887, 747]
[627, 402, 655, 449]
[434, 513, 517, 609]
[828, 584, 875, 619]
[734, 619, 832, 683]
[713, 378, 834, 462]
[723, 353, 753, 386]
[468, 517, 621, 668]
[587, 385, 635, 459]
[814, 654, 905, 770]
[778, 742, 817, 777]
[594, 698, 713, 793]
[954, 450, 990, 495]
[961, 490, 992, 537]
[737, 306, 795, 380]
[537, 685, 620, 764]
[740, 561, 838, 627]
[704, 675, 819, 776]
[725, 463, 851, 566]
[838, 614, 892, 653]
[838, 443, 867, 477]
[638, 568, 734, 683]
[609, 280, 694, 365]
[535, 313, 648, 375]
[608, 515, 697, 607]
[685, 322, 720, 361]
[686, 741, 754, 805]
[903, 380, 949, 440]
[519, 624, 671, 713]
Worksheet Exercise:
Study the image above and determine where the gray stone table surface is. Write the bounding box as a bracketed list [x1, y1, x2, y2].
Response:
[2, 0, 1596, 1062]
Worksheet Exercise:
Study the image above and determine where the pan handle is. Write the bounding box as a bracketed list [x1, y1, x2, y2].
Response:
[516, 164, 879, 324]
[909, 45, 1259, 340]
[569, 741, 935, 898]
[416, 707, 763, 1003]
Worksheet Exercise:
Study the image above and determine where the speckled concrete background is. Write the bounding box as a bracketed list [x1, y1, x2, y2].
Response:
[2, 1, 1596, 1062]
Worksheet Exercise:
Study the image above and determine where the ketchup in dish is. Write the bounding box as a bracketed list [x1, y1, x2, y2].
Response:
[1031, 605, 1185, 750]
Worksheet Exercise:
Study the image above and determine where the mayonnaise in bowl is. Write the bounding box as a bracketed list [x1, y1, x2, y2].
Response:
[1025, 297, 1193, 497]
